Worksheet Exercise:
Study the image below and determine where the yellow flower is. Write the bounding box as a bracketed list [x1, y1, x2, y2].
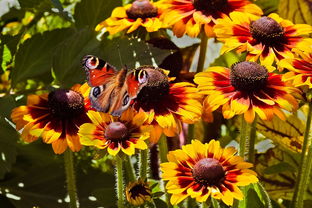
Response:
[159, 0, 262, 37]
[11, 84, 90, 154]
[214, 12, 312, 70]
[96, 0, 166, 35]
[194, 62, 299, 123]
[0, 70, 11, 92]
[132, 66, 202, 143]
[78, 109, 150, 156]
[161, 139, 258, 205]
[125, 179, 152, 206]
[281, 51, 312, 89]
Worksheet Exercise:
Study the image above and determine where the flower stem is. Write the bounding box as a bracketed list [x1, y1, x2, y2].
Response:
[124, 155, 136, 182]
[187, 124, 194, 144]
[64, 150, 79, 208]
[197, 33, 208, 72]
[257, 182, 272, 208]
[292, 102, 312, 208]
[248, 116, 257, 163]
[139, 149, 148, 180]
[158, 134, 169, 163]
[116, 155, 124, 208]
[158, 134, 171, 207]
[239, 115, 248, 158]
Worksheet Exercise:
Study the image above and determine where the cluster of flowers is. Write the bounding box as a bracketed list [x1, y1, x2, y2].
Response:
[10, 0, 312, 206]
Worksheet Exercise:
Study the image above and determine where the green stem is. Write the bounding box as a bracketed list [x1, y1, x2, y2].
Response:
[248, 116, 257, 163]
[211, 197, 220, 208]
[196, 33, 208, 72]
[187, 124, 195, 144]
[158, 134, 171, 207]
[257, 182, 272, 208]
[239, 115, 248, 158]
[64, 150, 79, 208]
[292, 102, 312, 208]
[116, 155, 124, 208]
[124, 155, 136, 182]
[139, 149, 148, 179]
[202, 201, 209, 208]
[159, 134, 169, 163]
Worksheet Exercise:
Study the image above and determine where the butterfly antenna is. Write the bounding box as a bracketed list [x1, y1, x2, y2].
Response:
[117, 43, 124, 67]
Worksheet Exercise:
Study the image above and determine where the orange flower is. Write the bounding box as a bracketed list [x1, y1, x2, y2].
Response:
[214, 12, 312, 70]
[159, 0, 262, 37]
[96, 0, 166, 35]
[194, 62, 299, 123]
[161, 140, 258, 205]
[11, 84, 90, 154]
[132, 66, 202, 143]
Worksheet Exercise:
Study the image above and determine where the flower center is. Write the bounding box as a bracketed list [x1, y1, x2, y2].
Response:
[105, 122, 128, 140]
[129, 184, 150, 198]
[126, 0, 158, 20]
[250, 17, 285, 46]
[48, 89, 84, 119]
[193, 0, 228, 14]
[230, 62, 268, 93]
[192, 158, 225, 186]
[135, 67, 170, 112]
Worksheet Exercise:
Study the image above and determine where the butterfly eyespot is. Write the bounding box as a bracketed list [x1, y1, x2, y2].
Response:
[138, 70, 148, 84]
[92, 86, 101, 98]
[123, 95, 130, 106]
[86, 57, 98, 69]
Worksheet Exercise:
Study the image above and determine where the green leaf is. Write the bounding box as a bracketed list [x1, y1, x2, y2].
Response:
[52, 28, 101, 87]
[278, 0, 312, 24]
[264, 162, 295, 175]
[254, 0, 278, 15]
[11, 28, 73, 86]
[18, 0, 52, 10]
[246, 189, 265, 208]
[0, 95, 16, 118]
[154, 198, 168, 208]
[152, 191, 165, 198]
[0, 118, 18, 179]
[99, 37, 171, 69]
[74, 0, 122, 28]
[1, 44, 12, 71]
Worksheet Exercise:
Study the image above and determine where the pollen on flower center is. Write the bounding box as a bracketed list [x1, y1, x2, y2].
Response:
[105, 122, 128, 140]
[48, 89, 84, 119]
[230, 62, 268, 93]
[250, 17, 285, 46]
[193, 0, 228, 14]
[136, 67, 170, 110]
[126, 0, 158, 20]
[192, 158, 225, 186]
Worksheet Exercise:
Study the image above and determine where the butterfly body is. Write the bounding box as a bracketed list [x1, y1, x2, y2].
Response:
[82, 55, 149, 116]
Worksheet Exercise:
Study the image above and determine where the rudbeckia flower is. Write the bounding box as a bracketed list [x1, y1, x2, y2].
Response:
[96, 0, 166, 35]
[159, 0, 262, 37]
[11, 84, 91, 154]
[194, 61, 299, 123]
[132, 66, 202, 143]
[161, 139, 258, 205]
[78, 109, 150, 156]
[125, 179, 152, 206]
[281, 51, 312, 89]
[214, 12, 312, 69]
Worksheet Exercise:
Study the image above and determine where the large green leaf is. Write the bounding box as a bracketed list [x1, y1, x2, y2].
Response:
[52, 28, 101, 87]
[0, 142, 116, 207]
[11, 28, 73, 86]
[99, 37, 172, 69]
[18, 0, 52, 10]
[0, 118, 18, 179]
[74, 0, 122, 28]
[0, 95, 16, 118]
[278, 0, 312, 24]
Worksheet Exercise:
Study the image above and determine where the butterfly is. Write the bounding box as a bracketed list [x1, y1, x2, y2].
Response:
[82, 55, 149, 116]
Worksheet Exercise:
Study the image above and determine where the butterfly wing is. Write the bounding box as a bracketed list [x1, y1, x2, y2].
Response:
[110, 68, 149, 116]
[82, 55, 116, 87]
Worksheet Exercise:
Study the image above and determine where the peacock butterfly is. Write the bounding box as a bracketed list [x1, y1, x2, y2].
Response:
[82, 55, 149, 116]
